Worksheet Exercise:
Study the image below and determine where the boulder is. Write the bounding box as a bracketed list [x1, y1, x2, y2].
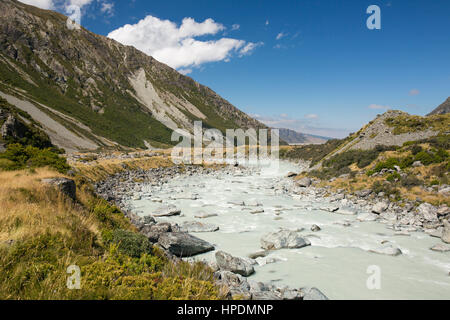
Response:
[442, 220, 450, 244]
[286, 172, 298, 178]
[297, 177, 312, 188]
[311, 224, 321, 232]
[355, 189, 373, 198]
[357, 212, 379, 222]
[152, 205, 181, 217]
[194, 211, 218, 219]
[368, 244, 402, 256]
[437, 205, 449, 217]
[430, 243, 450, 253]
[180, 221, 219, 233]
[157, 232, 214, 257]
[372, 202, 389, 214]
[320, 206, 339, 213]
[301, 287, 329, 300]
[336, 209, 357, 216]
[252, 291, 282, 300]
[417, 203, 438, 221]
[261, 230, 311, 250]
[215, 251, 255, 277]
[41, 178, 76, 200]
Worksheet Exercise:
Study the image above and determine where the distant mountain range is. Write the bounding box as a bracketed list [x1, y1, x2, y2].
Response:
[278, 128, 330, 145]
[428, 97, 450, 116]
[0, 0, 267, 152]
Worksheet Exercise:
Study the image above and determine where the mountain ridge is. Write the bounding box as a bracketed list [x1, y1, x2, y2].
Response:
[0, 0, 268, 152]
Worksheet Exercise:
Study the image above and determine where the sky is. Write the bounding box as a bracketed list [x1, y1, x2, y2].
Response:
[19, 0, 450, 138]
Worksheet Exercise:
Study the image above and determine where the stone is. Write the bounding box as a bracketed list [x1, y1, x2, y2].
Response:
[261, 230, 311, 250]
[430, 243, 450, 252]
[152, 205, 181, 217]
[320, 206, 339, 213]
[311, 224, 321, 232]
[417, 203, 438, 221]
[355, 189, 372, 198]
[286, 172, 298, 178]
[301, 287, 329, 300]
[437, 205, 449, 217]
[412, 161, 423, 167]
[442, 220, 450, 244]
[215, 251, 255, 277]
[297, 177, 312, 187]
[336, 209, 357, 216]
[372, 201, 389, 214]
[251, 291, 282, 300]
[194, 211, 218, 219]
[157, 232, 214, 257]
[179, 221, 219, 233]
[248, 251, 269, 259]
[41, 178, 76, 200]
[369, 244, 402, 256]
[357, 212, 379, 222]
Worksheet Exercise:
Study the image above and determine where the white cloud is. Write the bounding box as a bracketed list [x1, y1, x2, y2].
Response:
[231, 24, 240, 31]
[239, 42, 263, 56]
[18, 0, 54, 9]
[100, 1, 114, 15]
[409, 89, 420, 96]
[368, 104, 391, 110]
[108, 15, 261, 70]
[276, 32, 286, 40]
[305, 114, 319, 119]
[265, 20, 269, 26]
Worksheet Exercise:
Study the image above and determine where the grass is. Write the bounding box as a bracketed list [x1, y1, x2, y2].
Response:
[385, 113, 450, 135]
[0, 167, 224, 300]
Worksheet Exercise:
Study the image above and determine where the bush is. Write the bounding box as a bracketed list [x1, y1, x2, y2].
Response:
[386, 172, 401, 182]
[90, 199, 130, 231]
[400, 174, 422, 188]
[108, 229, 152, 258]
[371, 181, 400, 200]
[0, 143, 70, 173]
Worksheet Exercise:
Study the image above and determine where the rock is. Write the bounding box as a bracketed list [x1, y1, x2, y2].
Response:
[157, 232, 214, 257]
[252, 291, 282, 300]
[357, 212, 379, 222]
[372, 202, 389, 214]
[320, 206, 339, 213]
[355, 189, 372, 198]
[244, 199, 262, 207]
[297, 177, 312, 188]
[248, 251, 269, 259]
[336, 209, 357, 216]
[412, 161, 423, 167]
[417, 203, 438, 221]
[430, 243, 450, 252]
[379, 211, 397, 222]
[194, 211, 218, 219]
[152, 205, 181, 217]
[216, 271, 250, 294]
[41, 178, 76, 200]
[1, 115, 27, 140]
[425, 228, 443, 238]
[437, 205, 449, 217]
[250, 209, 265, 214]
[286, 172, 298, 178]
[261, 230, 311, 250]
[311, 224, 321, 232]
[179, 221, 219, 233]
[442, 220, 450, 244]
[369, 244, 402, 256]
[301, 287, 329, 300]
[215, 251, 255, 277]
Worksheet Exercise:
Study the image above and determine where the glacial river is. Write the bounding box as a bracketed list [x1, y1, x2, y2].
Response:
[128, 161, 450, 300]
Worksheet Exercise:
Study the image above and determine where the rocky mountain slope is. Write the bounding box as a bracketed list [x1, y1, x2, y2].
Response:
[0, 0, 267, 153]
[428, 97, 450, 116]
[278, 128, 329, 145]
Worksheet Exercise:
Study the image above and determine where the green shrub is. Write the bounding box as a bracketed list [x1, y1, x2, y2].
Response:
[90, 199, 130, 231]
[108, 229, 152, 258]
[386, 172, 401, 182]
[0, 143, 70, 173]
[400, 174, 422, 188]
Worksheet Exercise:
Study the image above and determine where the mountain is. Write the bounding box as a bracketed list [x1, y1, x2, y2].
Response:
[278, 128, 329, 145]
[428, 97, 450, 116]
[0, 0, 267, 153]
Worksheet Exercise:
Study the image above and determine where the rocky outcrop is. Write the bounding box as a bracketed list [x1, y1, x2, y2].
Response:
[442, 220, 450, 244]
[152, 205, 181, 217]
[41, 178, 76, 200]
[215, 251, 255, 277]
[1, 115, 27, 140]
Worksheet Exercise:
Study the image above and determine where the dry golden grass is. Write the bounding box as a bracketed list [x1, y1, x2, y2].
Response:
[0, 167, 99, 243]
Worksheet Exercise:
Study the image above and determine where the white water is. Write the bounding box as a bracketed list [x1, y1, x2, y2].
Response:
[128, 161, 450, 300]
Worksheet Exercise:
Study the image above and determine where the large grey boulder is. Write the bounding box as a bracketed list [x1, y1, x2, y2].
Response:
[372, 201, 389, 214]
[301, 287, 329, 300]
[261, 230, 311, 250]
[194, 211, 218, 219]
[180, 221, 219, 233]
[152, 204, 181, 217]
[297, 177, 312, 187]
[417, 203, 438, 221]
[442, 220, 450, 244]
[157, 232, 214, 257]
[215, 251, 255, 277]
[41, 178, 76, 200]
[357, 212, 379, 222]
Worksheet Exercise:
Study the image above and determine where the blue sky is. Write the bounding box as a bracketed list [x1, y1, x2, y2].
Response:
[21, 0, 450, 138]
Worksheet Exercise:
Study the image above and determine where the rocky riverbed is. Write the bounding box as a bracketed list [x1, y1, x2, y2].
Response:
[94, 161, 450, 300]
